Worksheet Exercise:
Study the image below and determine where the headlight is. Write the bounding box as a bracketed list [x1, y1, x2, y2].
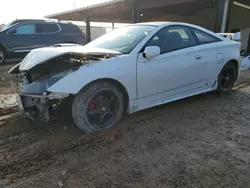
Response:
[46, 72, 70, 88]
[21, 70, 73, 94]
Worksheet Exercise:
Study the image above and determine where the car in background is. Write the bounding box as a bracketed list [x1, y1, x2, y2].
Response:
[1, 19, 46, 30]
[9, 22, 241, 132]
[0, 19, 86, 64]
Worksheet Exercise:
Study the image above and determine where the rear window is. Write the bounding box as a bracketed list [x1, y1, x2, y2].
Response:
[36, 23, 59, 33]
[60, 24, 82, 34]
[192, 29, 220, 44]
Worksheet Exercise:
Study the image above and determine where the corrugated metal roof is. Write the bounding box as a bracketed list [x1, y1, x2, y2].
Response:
[46, 0, 124, 18]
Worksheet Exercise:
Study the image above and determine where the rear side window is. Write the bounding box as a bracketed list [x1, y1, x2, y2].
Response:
[15, 24, 36, 34]
[60, 24, 82, 34]
[192, 29, 220, 44]
[36, 23, 59, 33]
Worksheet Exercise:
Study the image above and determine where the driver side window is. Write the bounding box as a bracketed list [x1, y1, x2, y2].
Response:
[145, 26, 196, 54]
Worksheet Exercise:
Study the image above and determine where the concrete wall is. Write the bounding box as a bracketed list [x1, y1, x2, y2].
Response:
[228, 4, 250, 32]
[191, 7, 216, 31]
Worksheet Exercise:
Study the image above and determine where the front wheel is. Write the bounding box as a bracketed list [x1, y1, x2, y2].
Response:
[0, 48, 6, 65]
[72, 82, 124, 133]
[217, 62, 237, 93]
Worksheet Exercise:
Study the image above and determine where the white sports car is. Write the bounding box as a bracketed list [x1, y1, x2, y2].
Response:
[9, 22, 241, 132]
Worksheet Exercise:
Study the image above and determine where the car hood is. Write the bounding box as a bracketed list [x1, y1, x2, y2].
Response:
[19, 45, 121, 71]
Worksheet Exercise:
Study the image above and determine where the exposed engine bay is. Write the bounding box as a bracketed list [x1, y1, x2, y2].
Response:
[10, 49, 120, 121]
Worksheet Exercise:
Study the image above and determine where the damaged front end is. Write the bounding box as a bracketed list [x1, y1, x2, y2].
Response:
[17, 92, 68, 121]
[10, 48, 119, 121]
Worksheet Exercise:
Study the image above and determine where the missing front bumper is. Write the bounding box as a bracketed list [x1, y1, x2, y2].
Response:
[17, 93, 63, 121]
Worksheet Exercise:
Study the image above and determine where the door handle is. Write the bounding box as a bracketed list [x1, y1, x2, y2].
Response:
[195, 55, 203, 60]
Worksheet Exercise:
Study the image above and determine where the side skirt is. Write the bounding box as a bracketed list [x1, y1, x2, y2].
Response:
[128, 79, 218, 114]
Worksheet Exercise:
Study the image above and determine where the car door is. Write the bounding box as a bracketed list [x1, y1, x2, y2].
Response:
[137, 25, 207, 106]
[7, 23, 38, 53]
[191, 28, 223, 84]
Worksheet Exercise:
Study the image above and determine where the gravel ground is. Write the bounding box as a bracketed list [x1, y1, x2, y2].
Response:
[0, 70, 250, 188]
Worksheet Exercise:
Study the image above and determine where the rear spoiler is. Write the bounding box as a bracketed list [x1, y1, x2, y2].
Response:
[217, 32, 241, 41]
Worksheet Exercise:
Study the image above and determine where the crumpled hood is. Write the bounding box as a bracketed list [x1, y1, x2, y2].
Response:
[19, 45, 121, 71]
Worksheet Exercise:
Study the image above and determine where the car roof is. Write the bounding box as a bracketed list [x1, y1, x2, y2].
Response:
[10, 19, 73, 25]
[134, 22, 208, 29]
[135, 22, 171, 26]
[135, 21, 226, 38]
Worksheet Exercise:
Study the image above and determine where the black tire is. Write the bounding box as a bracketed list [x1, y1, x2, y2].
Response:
[217, 62, 237, 94]
[0, 47, 6, 65]
[72, 81, 124, 132]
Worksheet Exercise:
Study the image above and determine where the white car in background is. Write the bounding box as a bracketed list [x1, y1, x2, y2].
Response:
[9, 22, 241, 132]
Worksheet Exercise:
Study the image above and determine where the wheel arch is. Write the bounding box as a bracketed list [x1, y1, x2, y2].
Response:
[227, 59, 240, 78]
[217, 59, 239, 93]
[79, 78, 130, 111]
[0, 43, 7, 57]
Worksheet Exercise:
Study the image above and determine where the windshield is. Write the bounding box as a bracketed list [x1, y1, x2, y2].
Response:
[0, 20, 16, 31]
[85, 25, 156, 54]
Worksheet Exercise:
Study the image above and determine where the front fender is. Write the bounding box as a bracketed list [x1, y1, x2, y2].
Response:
[47, 54, 138, 100]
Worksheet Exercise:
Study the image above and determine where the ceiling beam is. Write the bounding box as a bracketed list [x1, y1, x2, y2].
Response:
[138, 0, 198, 10]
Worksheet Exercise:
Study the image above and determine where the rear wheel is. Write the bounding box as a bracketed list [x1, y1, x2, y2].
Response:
[0, 47, 6, 65]
[72, 81, 124, 132]
[217, 62, 237, 93]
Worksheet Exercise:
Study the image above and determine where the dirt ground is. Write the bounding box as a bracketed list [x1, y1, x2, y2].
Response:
[0, 69, 250, 188]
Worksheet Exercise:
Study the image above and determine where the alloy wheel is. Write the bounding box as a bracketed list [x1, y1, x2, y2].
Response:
[0, 51, 4, 64]
[86, 90, 120, 129]
[219, 67, 235, 90]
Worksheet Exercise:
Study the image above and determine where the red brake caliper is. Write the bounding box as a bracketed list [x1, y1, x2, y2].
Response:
[88, 100, 97, 109]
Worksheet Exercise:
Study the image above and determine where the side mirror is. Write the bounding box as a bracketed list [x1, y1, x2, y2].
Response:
[8, 28, 17, 35]
[232, 32, 241, 41]
[143, 46, 160, 58]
